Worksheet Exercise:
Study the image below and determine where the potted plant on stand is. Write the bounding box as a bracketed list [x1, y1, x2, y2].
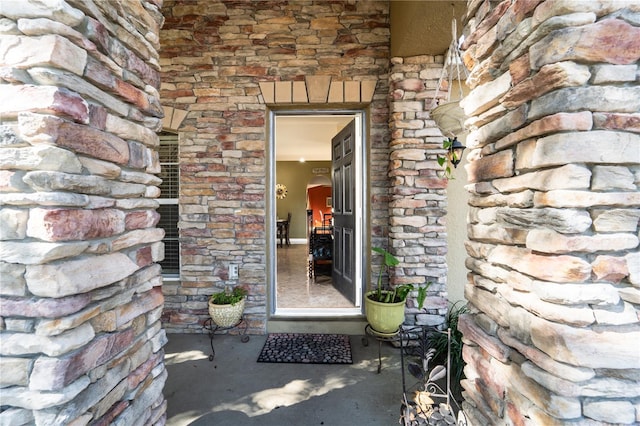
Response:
[208, 285, 248, 328]
[365, 247, 428, 335]
[204, 285, 249, 361]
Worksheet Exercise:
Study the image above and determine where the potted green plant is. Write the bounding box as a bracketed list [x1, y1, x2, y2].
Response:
[208, 285, 248, 328]
[428, 301, 468, 397]
[365, 247, 428, 334]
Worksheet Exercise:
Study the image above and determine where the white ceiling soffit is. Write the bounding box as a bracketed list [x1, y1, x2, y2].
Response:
[275, 115, 354, 161]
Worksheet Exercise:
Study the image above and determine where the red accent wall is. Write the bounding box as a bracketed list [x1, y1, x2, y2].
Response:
[308, 186, 332, 227]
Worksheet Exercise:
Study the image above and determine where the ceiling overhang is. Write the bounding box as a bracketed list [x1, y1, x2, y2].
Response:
[390, 0, 467, 57]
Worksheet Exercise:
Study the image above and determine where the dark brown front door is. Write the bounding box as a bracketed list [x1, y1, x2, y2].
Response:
[331, 119, 356, 303]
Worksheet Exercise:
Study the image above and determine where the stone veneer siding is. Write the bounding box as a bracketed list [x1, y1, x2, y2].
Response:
[459, 0, 640, 424]
[0, 0, 167, 424]
[387, 55, 451, 327]
[159, 0, 392, 334]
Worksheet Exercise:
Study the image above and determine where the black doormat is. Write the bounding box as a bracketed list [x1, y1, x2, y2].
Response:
[257, 333, 353, 364]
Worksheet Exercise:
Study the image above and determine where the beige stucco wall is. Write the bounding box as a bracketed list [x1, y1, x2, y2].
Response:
[390, 1, 467, 57]
[445, 151, 469, 304]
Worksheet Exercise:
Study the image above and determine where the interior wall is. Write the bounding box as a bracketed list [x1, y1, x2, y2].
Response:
[276, 161, 331, 239]
[307, 186, 333, 228]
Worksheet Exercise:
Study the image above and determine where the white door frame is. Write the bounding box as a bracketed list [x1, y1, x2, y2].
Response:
[267, 108, 367, 318]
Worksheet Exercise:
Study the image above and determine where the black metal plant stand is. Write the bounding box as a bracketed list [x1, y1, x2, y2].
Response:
[400, 326, 451, 403]
[363, 323, 467, 424]
[363, 324, 401, 373]
[202, 316, 249, 361]
[399, 325, 466, 425]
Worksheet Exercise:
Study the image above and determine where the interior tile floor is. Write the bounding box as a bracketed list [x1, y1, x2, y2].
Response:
[276, 243, 354, 309]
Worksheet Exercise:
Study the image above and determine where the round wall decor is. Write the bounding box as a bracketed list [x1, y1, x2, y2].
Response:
[276, 183, 288, 199]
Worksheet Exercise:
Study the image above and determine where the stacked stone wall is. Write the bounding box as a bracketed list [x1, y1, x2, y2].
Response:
[387, 55, 451, 327]
[0, 0, 167, 424]
[159, 0, 390, 333]
[460, 0, 640, 424]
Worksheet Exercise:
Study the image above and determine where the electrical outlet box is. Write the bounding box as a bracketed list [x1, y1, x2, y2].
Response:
[229, 264, 239, 279]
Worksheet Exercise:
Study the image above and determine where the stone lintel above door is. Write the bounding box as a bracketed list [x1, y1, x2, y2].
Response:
[259, 77, 377, 104]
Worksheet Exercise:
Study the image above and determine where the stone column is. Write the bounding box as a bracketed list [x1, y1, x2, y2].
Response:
[460, 1, 640, 424]
[0, 1, 167, 424]
[387, 55, 450, 327]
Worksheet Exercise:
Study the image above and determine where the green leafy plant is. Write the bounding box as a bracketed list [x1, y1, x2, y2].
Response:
[371, 246, 399, 301]
[428, 301, 468, 395]
[209, 285, 248, 305]
[416, 287, 427, 310]
[437, 138, 456, 179]
[369, 247, 428, 307]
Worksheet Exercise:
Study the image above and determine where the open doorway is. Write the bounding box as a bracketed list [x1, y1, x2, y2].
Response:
[271, 112, 365, 317]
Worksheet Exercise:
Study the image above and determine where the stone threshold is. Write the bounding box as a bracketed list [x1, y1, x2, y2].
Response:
[267, 317, 368, 335]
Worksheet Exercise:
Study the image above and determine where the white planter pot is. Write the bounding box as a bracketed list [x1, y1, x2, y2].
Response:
[208, 297, 246, 328]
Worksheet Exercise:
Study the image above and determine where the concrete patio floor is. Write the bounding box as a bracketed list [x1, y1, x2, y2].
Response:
[164, 333, 406, 425]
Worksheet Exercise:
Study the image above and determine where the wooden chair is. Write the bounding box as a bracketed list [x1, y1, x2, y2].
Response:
[309, 226, 332, 279]
[277, 212, 291, 247]
[322, 212, 332, 228]
[284, 212, 291, 246]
